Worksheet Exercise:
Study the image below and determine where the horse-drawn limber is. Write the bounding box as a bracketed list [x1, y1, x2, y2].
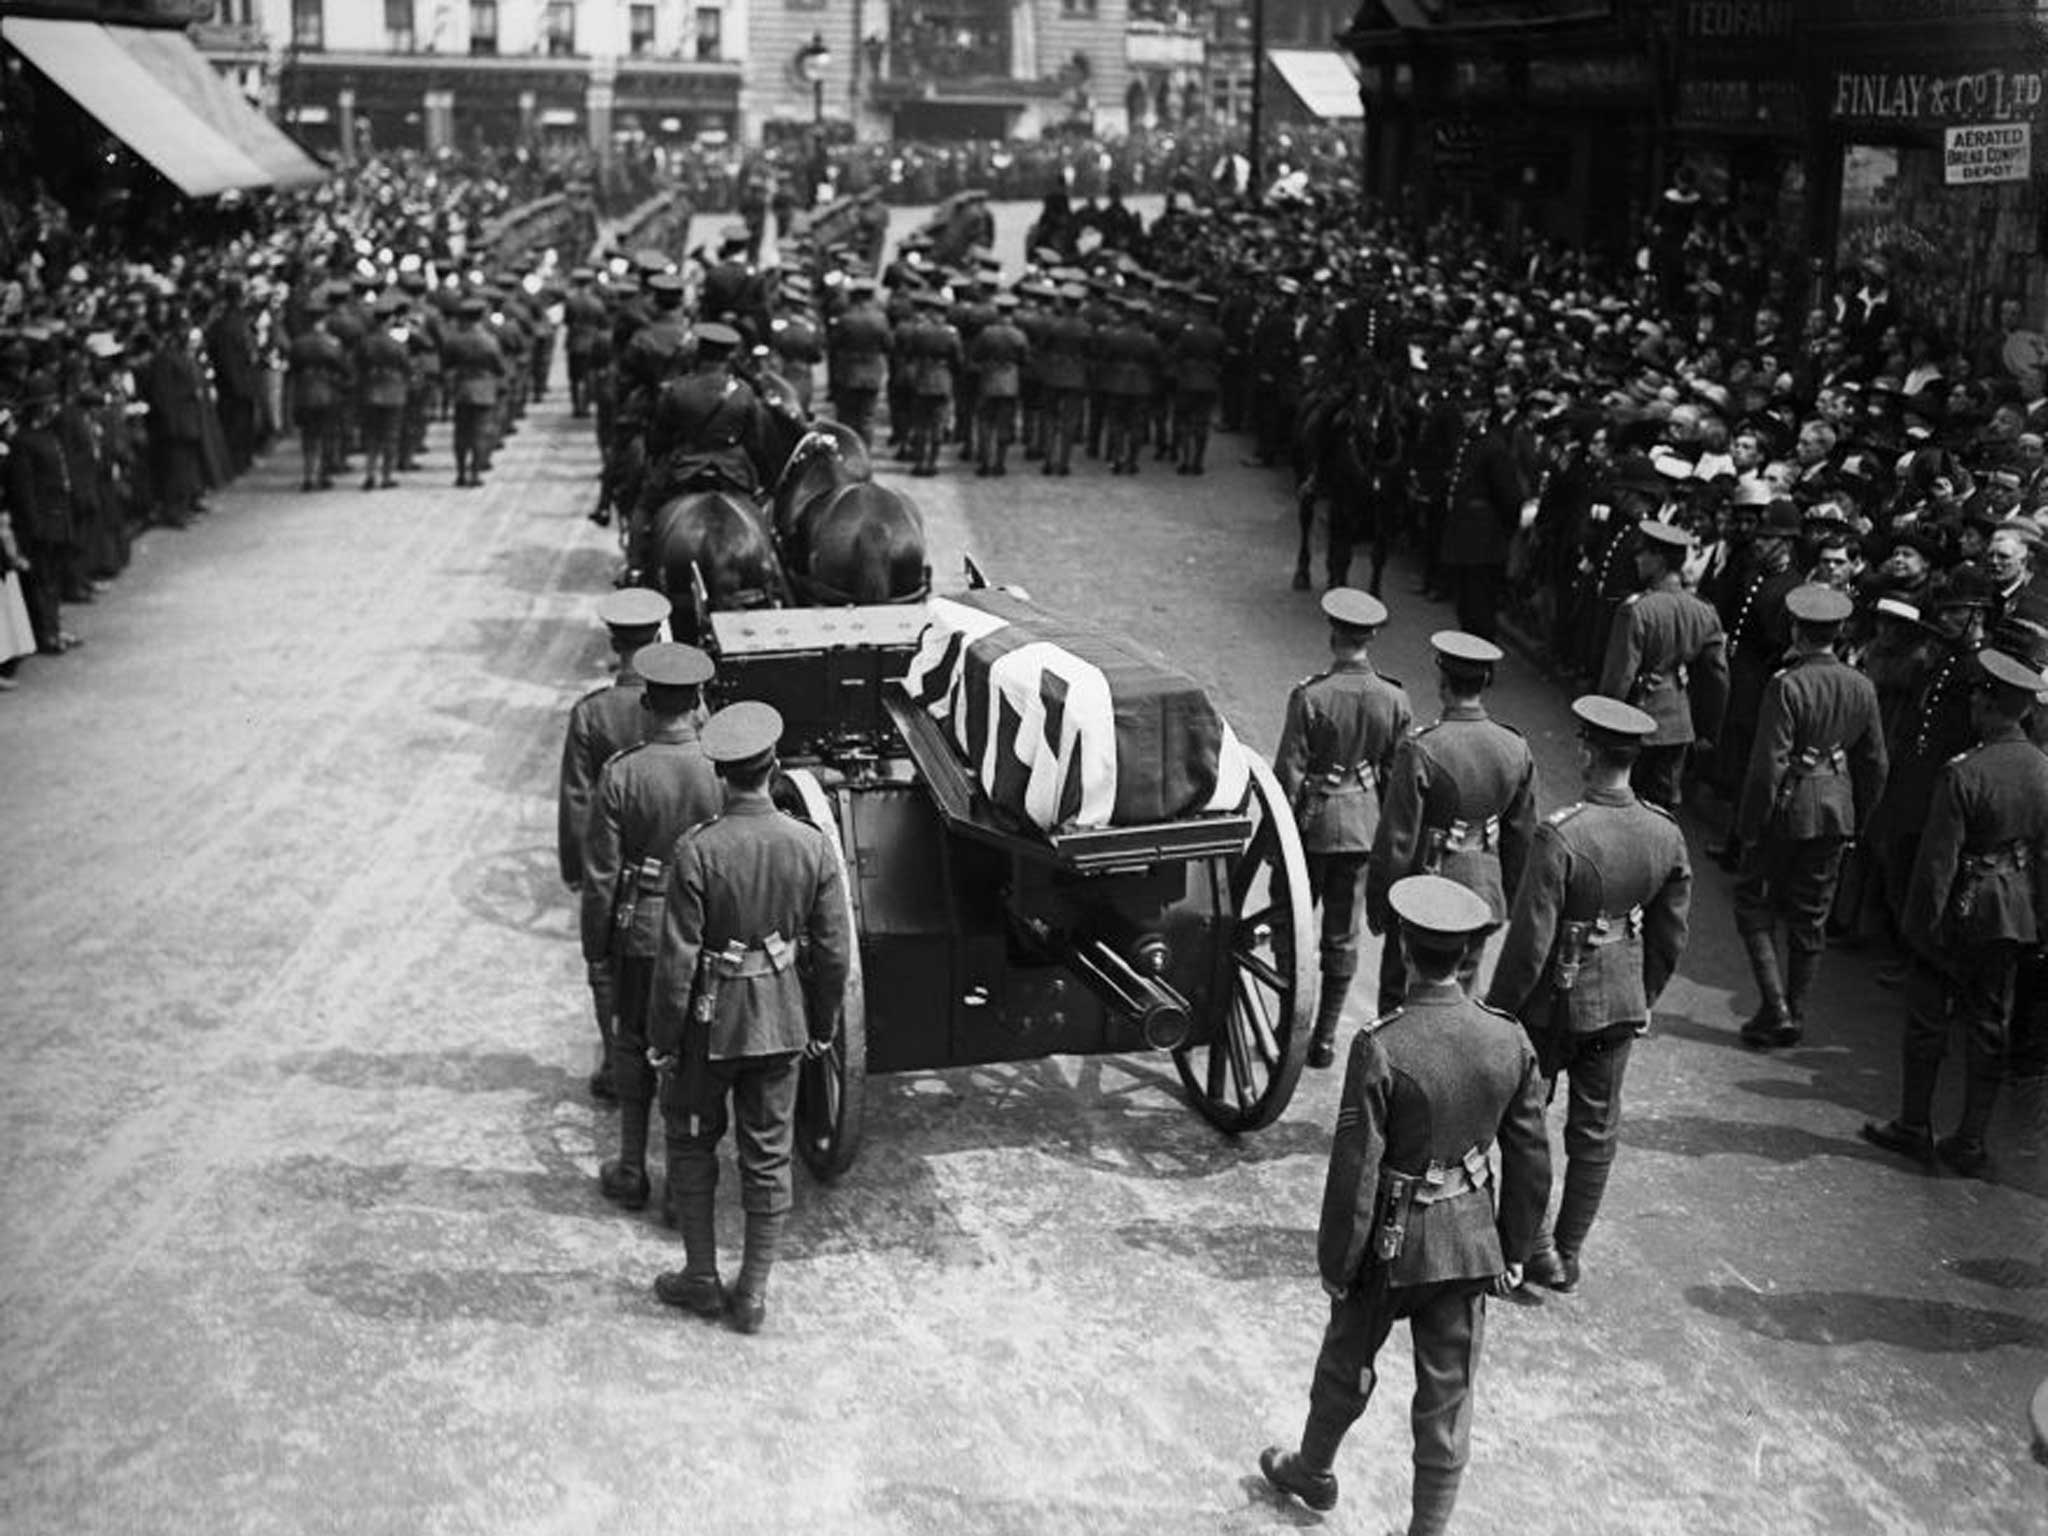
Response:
[700, 577, 1317, 1179]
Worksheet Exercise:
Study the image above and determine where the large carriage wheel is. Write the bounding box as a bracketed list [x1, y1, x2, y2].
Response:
[1173, 752, 1315, 1134]
[783, 768, 869, 1181]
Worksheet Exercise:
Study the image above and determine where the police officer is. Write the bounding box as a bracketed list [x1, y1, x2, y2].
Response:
[1864, 646, 2048, 1177]
[1275, 589, 1413, 1069]
[1367, 631, 1537, 1014]
[558, 587, 671, 1099]
[581, 642, 722, 1210]
[1258, 875, 1551, 1532]
[1732, 584, 1889, 1048]
[442, 296, 506, 488]
[1485, 697, 1692, 1294]
[1597, 519, 1729, 810]
[649, 703, 853, 1332]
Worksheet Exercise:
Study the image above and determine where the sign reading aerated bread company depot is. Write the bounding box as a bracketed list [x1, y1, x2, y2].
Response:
[1831, 66, 2044, 126]
[1943, 123, 2031, 184]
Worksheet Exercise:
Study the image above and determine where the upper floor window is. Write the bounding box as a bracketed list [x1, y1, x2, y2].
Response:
[545, 0, 578, 57]
[469, 0, 498, 55]
[1062, 0, 1099, 15]
[694, 7, 722, 62]
[291, 0, 323, 50]
[384, 0, 415, 52]
[628, 3, 657, 57]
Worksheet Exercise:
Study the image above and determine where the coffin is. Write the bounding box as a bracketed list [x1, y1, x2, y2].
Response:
[902, 590, 1251, 831]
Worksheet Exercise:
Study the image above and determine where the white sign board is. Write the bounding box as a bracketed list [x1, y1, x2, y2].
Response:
[1944, 122, 2031, 185]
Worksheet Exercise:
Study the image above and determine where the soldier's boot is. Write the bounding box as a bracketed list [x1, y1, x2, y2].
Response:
[654, 1159, 724, 1318]
[1548, 1159, 1610, 1288]
[1406, 1466, 1464, 1536]
[1522, 1233, 1579, 1294]
[1258, 1447, 1338, 1512]
[598, 1047, 653, 1210]
[728, 1210, 785, 1334]
[1861, 1036, 1941, 1167]
[1307, 969, 1353, 1070]
[1783, 946, 1822, 1034]
[1939, 1042, 2004, 1177]
[587, 966, 617, 1104]
[1738, 930, 1799, 1048]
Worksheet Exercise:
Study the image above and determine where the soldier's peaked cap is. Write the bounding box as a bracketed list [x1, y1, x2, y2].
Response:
[1786, 584, 1853, 625]
[1637, 518, 1694, 553]
[1976, 646, 2048, 694]
[633, 248, 672, 273]
[646, 271, 685, 296]
[1431, 630, 1503, 670]
[693, 321, 741, 349]
[597, 587, 670, 632]
[702, 700, 784, 766]
[1388, 875, 1495, 944]
[1321, 587, 1388, 631]
[1571, 694, 1656, 742]
[636, 642, 715, 689]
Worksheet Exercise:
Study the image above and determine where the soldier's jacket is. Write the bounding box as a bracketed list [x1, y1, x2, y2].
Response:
[356, 328, 412, 408]
[905, 318, 964, 400]
[556, 668, 649, 887]
[1097, 321, 1161, 397]
[967, 319, 1029, 399]
[1902, 727, 2048, 955]
[769, 313, 823, 371]
[828, 304, 891, 392]
[286, 327, 349, 414]
[649, 796, 854, 1060]
[564, 289, 607, 357]
[1318, 980, 1552, 1295]
[1169, 318, 1226, 396]
[616, 314, 691, 421]
[1275, 661, 1413, 853]
[579, 721, 721, 963]
[442, 326, 506, 406]
[1485, 787, 1692, 1036]
[1735, 650, 1888, 844]
[645, 366, 766, 492]
[1366, 702, 1537, 926]
[1017, 305, 1054, 386]
[1040, 313, 1093, 392]
[1599, 578, 1730, 746]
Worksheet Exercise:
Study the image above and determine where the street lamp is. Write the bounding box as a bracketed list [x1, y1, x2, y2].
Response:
[795, 33, 832, 208]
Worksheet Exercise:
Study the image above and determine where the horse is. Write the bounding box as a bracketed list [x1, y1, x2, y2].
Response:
[748, 364, 815, 490]
[771, 421, 873, 568]
[1295, 366, 1409, 597]
[796, 482, 930, 605]
[646, 490, 789, 644]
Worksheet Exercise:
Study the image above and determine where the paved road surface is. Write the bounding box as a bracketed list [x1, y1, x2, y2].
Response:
[1, 203, 2044, 1536]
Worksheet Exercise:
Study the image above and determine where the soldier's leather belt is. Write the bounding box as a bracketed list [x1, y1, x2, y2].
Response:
[1310, 762, 1378, 791]
[1789, 745, 1847, 775]
[1584, 905, 1645, 944]
[1440, 814, 1500, 853]
[1409, 1144, 1493, 1207]
[1962, 840, 2033, 875]
[633, 857, 666, 891]
[706, 931, 798, 978]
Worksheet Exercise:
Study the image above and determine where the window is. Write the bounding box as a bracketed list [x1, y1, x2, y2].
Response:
[290, 0, 323, 50]
[628, 3, 657, 56]
[384, 0, 415, 52]
[1062, 0, 1098, 14]
[468, 0, 497, 55]
[694, 7, 722, 61]
[545, 0, 577, 57]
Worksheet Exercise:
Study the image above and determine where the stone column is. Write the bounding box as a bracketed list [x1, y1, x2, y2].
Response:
[586, 66, 617, 177]
[337, 86, 358, 167]
[424, 89, 455, 155]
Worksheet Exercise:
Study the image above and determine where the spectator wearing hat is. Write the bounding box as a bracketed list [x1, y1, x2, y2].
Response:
[1486, 697, 1692, 1295]
[581, 642, 722, 1211]
[648, 702, 853, 1334]
[1597, 520, 1729, 811]
[1257, 873, 1549, 1532]
[1865, 647, 2048, 1177]
[205, 279, 263, 477]
[1275, 589, 1413, 1070]
[3, 374, 80, 656]
[1365, 631, 1537, 1014]
[1731, 585, 1888, 1048]
[138, 322, 209, 527]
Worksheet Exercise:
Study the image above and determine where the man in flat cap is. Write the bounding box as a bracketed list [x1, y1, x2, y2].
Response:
[582, 642, 722, 1208]
[1486, 697, 1692, 1294]
[1598, 518, 1729, 811]
[1259, 874, 1550, 1535]
[1732, 585, 1888, 1048]
[1276, 589, 1414, 1068]
[1367, 631, 1537, 1014]
[650, 703, 852, 1332]
[1865, 646, 2048, 1177]
[558, 587, 670, 1097]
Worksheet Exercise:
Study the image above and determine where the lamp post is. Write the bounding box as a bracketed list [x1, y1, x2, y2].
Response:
[1246, 0, 1265, 201]
[796, 32, 831, 207]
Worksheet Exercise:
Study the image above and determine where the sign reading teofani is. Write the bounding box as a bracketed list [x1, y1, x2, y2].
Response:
[1943, 123, 2031, 185]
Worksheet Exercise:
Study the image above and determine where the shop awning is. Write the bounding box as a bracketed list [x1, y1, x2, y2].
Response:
[1269, 50, 1363, 122]
[1, 17, 323, 197]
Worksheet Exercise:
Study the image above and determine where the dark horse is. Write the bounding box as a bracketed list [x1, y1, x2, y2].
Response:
[1294, 366, 1409, 597]
[771, 421, 874, 570]
[647, 490, 789, 644]
[796, 482, 929, 605]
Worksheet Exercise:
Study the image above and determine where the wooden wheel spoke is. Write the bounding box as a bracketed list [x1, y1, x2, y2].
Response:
[1237, 975, 1281, 1068]
[1232, 944, 1288, 995]
[1222, 1009, 1258, 1113]
[1205, 1031, 1227, 1101]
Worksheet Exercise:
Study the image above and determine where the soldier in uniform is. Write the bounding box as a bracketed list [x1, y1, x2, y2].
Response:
[1276, 589, 1414, 1068]
[581, 643, 722, 1211]
[967, 292, 1029, 478]
[1864, 646, 2048, 1177]
[1098, 295, 1162, 477]
[1485, 697, 1692, 1294]
[1710, 499, 1804, 864]
[1597, 519, 1730, 810]
[355, 296, 412, 491]
[563, 268, 607, 418]
[285, 304, 348, 493]
[558, 587, 671, 1099]
[1732, 585, 1889, 1048]
[1258, 875, 1551, 1532]
[1039, 282, 1092, 477]
[904, 291, 962, 479]
[442, 297, 506, 488]
[638, 323, 768, 546]
[827, 276, 891, 449]
[1169, 292, 1225, 476]
[1367, 632, 1538, 1014]
[648, 703, 854, 1333]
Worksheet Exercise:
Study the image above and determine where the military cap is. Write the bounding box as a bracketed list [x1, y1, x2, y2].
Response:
[1755, 499, 1802, 537]
[635, 641, 716, 690]
[1388, 875, 1495, 946]
[569, 266, 596, 282]
[1571, 694, 1656, 743]
[1321, 587, 1388, 632]
[1977, 646, 2048, 694]
[993, 293, 1020, 311]
[1990, 615, 2048, 671]
[597, 587, 670, 633]
[912, 289, 948, 309]
[456, 296, 487, 318]
[1935, 566, 1995, 609]
[694, 321, 741, 350]
[1637, 518, 1694, 554]
[702, 700, 784, 768]
[1430, 630, 1503, 672]
[1785, 584, 1853, 626]
[633, 247, 672, 273]
[397, 268, 429, 292]
[847, 275, 877, 294]
[1874, 596, 1921, 625]
[647, 271, 685, 297]
[1056, 282, 1087, 302]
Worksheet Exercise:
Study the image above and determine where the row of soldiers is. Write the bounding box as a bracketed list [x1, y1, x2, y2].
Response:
[1262, 574, 2048, 1529]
